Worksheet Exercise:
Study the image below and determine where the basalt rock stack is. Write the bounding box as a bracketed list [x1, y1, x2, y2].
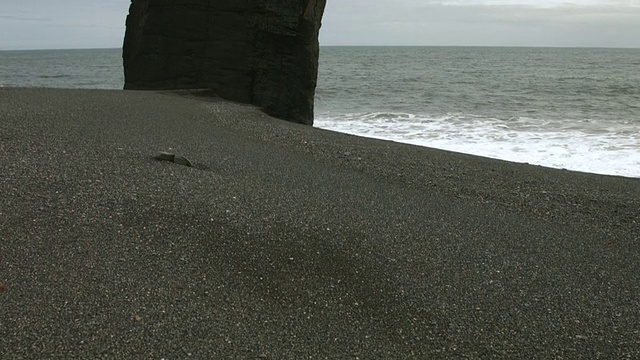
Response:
[123, 0, 327, 125]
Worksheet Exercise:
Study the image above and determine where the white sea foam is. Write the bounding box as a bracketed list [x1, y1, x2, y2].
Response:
[315, 113, 640, 178]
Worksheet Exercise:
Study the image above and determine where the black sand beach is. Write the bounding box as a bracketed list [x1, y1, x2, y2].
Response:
[1, 88, 638, 358]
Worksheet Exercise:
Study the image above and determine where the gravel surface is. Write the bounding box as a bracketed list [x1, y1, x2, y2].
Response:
[1, 88, 639, 359]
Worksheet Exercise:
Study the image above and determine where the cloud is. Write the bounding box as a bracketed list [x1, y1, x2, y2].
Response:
[320, 0, 640, 47]
[0, 15, 48, 22]
[0, 0, 130, 49]
[420, 0, 640, 7]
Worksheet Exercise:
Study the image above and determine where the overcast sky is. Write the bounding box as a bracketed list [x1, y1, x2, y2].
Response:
[1, 0, 639, 50]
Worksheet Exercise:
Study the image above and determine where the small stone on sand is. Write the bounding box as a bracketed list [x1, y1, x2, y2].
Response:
[155, 152, 175, 162]
[173, 155, 192, 167]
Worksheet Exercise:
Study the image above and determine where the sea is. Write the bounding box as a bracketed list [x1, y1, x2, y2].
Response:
[1, 47, 639, 178]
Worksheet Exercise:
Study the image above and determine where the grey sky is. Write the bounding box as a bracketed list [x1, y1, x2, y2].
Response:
[322, 0, 640, 47]
[1, 0, 639, 50]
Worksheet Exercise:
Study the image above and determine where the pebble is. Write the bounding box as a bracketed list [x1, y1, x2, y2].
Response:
[154, 151, 192, 167]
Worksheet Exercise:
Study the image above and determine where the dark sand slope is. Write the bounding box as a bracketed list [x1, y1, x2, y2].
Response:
[1, 88, 638, 359]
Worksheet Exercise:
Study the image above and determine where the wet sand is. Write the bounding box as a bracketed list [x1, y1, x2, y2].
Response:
[1, 88, 639, 358]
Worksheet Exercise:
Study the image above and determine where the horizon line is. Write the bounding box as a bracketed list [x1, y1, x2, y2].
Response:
[2, 44, 640, 52]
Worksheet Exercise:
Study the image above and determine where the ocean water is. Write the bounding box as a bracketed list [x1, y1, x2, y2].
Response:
[1, 47, 639, 178]
[316, 46, 640, 178]
[0, 48, 124, 90]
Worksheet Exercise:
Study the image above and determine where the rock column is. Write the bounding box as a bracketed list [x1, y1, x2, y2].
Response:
[123, 0, 326, 125]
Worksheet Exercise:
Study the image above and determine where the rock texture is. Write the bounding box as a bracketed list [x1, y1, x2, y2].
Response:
[123, 0, 327, 125]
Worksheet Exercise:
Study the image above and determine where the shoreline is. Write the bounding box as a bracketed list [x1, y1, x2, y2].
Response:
[313, 120, 640, 179]
[8, 84, 639, 179]
[1, 88, 638, 358]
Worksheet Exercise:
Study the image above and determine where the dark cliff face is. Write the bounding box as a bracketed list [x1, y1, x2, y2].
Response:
[123, 0, 326, 125]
